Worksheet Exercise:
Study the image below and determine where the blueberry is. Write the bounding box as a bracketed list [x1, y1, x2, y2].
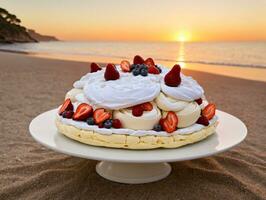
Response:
[140, 64, 148, 70]
[130, 64, 136, 71]
[155, 65, 162, 73]
[62, 111, 74, 119]
[140, 68, 148, 76]
[153, 124, 162, 132]
[133, 68, 140, 76]
[103, 120, 112, 129]
[86, 117, 95, 125]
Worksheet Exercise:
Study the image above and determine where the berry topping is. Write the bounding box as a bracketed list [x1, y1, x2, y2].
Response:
[155, 65, 162, 73]
[202, 103, 216, 120]
[103, 119, 113, 129]
[133, 55, 145, 65]
[196, 116, 209, 126]
[73, 103, 93, 121]
[195, 98, 203, 105]
[58, 98, 73, 115]
[132, 105, 144, 117]
[98, 123, 104, 128]
[62, 110, 74, 119]
[132, 68, 140, 76]
[112, 119, 122, 128]
[86, 117, 95, 125]
[120, 60, 131, 72]
[144, 58, 155, 68]
[91, 62, 101, 73]
[148, 65, 160, 74]
[141, 102, 153, 111]
[140, 68, 148, 76]
[93, 108, 111, 124]
[160, 111, 178, 133]
[104, 63, 120, 81]
[164, 64, 181, 87]
[153, 124, 162, 132]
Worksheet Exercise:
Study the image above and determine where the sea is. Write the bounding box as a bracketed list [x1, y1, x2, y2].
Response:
[0, 41, 265, 69]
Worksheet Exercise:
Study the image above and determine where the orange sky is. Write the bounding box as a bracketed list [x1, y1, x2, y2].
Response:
[2, 0, 266, 42]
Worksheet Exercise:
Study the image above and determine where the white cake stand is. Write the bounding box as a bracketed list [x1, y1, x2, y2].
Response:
[29, 109, 247, 184]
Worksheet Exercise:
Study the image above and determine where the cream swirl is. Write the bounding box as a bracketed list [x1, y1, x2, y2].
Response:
[161, 73, 204, 101]
[113, 103, 161, 130]
[83, 70, 161, 110]
[155, 92, 189, 111]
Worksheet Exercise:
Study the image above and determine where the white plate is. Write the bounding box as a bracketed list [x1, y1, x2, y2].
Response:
[29, 109, 247, 184]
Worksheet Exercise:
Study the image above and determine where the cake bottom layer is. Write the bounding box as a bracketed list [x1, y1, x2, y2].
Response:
[55, 119, 218, 149]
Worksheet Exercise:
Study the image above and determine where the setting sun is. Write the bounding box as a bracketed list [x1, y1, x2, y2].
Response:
[175, 32, 191, 42]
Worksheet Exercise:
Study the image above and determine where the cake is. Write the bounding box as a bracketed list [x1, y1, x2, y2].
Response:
[55, 55, 218, 149]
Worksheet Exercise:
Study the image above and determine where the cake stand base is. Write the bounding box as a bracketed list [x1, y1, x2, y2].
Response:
[96, 161, 171, 184]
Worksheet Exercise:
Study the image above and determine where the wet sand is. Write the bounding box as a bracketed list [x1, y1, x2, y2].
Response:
[0, 52, 265, 199]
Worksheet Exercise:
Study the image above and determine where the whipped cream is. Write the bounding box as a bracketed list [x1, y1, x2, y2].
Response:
[83, 69, 161, 110]
[161, 73, 204, 101]
[57, 114, 218, 137]
[155, 92, 189, 111]
[113, 103, 161, 130]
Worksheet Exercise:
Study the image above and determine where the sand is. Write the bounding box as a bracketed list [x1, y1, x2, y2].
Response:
[0, 51, 265, 200]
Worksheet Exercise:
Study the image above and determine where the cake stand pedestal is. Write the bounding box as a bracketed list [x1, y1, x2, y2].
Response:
[29, 109, 247, 184]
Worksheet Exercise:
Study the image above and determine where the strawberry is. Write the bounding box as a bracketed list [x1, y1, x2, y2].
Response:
[132, 105, 144, 117]
[196, 116, 209, 126]
[112, 119, 122, 128]
[98, 122, 104, 128]
[160, 111, 178, 133]
[93, 108, 111, 124]
[104, 64, 120, 81]
[133, 55, 145, 65]
[91, 62, 101, 73]
[164, 64, 181, 87]
[148, 66, 160, 74]
[144, 57, 155, 68]
[195, 98, 203, 105]
[58, 98, 73, 115]
[202, 103, 216, 120]
[120, 60, 130, 72]
[73, 103, 93, 121]
[141, 102, 153, 111]
[62, 110, 74, 119]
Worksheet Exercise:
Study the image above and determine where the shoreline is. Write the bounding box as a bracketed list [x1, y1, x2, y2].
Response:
[0, 49, 266, 82]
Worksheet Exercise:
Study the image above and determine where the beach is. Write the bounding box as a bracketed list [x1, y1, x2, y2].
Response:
[0, 51, 265, 199]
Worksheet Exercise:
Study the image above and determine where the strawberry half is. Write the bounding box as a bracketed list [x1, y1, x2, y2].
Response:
[164, 64, 181, 87]
[58, 98, 73, 115]
[148, 66, 160, 74]
[160, 111, 178, 133]
[104, 64, 120, 81]
[91, 63, 101, 73]
[93, 108, 111, 124]
[120, 60, 131, 72]
[112, 119, 122, 128]
[202, 103, 216, 120]
[72, 103, 93, 121]
[141, 102, 153, 111]
[144, 58, 155, 68]
[196, 116, 209, 126]
[132, 105, 144, 117]
[133, 55, 145, 65]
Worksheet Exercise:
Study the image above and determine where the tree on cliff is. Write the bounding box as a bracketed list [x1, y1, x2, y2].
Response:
[0, 7, 36, 43]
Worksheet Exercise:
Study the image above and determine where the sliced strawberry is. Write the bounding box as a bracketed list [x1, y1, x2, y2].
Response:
[73, 103, 93, 121]
[104, 64, 120, 81]
[133, 55, 145, 65]
[195, 98, 203, 105]
[132, 105, 144, 117]
[58, 98, 73, 115]
[196, 116, 209, 126]
[144, 58, 155, 68]
[161, 111, 178, 133]
[120, 60, 130, 72]
[164, 64, 181, 87]
[141, 102, 153, 111]
[91, 62, 101, 73]
[112, 119, 122, 128]
[93, 108, 111, 124]
[202, 103, 216, 120]
[148, 66, 160, 74]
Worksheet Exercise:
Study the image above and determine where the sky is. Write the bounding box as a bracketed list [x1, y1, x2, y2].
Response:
[1, 0, 266, 42]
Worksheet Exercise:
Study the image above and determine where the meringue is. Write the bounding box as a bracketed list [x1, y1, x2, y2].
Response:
[65, 88, 83, 102]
